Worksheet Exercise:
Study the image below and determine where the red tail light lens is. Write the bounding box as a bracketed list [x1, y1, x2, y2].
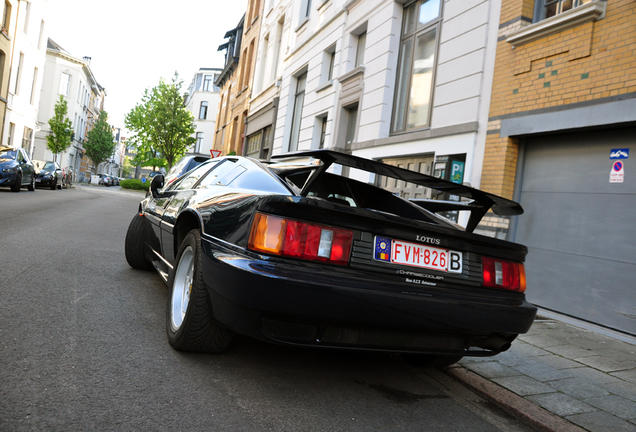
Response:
[481, 257, 526, 293]
[248, 213, 353, 265]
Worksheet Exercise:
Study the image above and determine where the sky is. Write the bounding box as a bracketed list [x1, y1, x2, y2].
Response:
[47, 0, 247, 137]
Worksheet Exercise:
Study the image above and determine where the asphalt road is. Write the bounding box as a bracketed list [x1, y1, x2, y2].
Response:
[0, 185, 532, 431]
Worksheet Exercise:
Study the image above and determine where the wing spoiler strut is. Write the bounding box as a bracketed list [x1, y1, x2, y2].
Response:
[272, 149, 523, 232]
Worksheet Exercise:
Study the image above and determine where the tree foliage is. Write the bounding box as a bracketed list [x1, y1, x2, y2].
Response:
[125, 73, 196, 169]
[84, 110, 115, 172]
[47, 95, 73, 161]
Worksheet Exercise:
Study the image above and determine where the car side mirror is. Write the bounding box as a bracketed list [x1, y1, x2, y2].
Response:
[150, 174, 165, 198]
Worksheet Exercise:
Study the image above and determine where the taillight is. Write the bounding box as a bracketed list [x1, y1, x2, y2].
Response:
[248, 213, 353, 265]
[481, 257, 526, 293]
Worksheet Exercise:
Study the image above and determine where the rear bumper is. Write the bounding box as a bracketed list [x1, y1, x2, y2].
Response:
[200, 238, 537, 356]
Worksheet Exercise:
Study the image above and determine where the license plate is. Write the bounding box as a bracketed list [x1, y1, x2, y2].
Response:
[374, 236, 462, 273]
[36, 179, 41, 182]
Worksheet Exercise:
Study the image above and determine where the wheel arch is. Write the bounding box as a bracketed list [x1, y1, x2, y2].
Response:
[173, 210, 202, 259]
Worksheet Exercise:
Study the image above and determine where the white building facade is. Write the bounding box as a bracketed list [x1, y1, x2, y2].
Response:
[2, 0, 49, 155]
[253, 0, 501, 227]
[185, 67, 221, 157]
[33, 39, 106, 179]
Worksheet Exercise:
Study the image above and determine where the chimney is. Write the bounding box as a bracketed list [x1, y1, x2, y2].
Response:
[83, 56, 92, 65]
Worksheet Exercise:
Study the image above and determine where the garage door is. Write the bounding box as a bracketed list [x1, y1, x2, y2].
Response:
[514, 127, 635, 335]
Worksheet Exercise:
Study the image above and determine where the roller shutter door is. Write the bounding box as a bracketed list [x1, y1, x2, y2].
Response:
[514, 127, 635, 335]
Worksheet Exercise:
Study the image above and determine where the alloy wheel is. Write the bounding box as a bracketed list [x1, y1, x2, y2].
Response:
[170, 246, 194, 331]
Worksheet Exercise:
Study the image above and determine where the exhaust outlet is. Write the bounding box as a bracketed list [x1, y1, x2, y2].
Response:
[472, 336, 512, 352]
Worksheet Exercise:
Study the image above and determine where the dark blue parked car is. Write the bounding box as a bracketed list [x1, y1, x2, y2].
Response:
[33, 160, 63, 190]
[0, 146, 35, 192]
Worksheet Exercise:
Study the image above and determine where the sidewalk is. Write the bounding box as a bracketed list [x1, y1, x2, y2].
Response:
[447, 314, 636, 432]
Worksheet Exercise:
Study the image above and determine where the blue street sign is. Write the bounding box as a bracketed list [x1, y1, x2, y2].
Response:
[142, 177, 147, 183]
[610, 149, 629, 159]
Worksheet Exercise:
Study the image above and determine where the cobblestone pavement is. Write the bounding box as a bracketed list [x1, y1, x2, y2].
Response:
[449, 316, 636, 432]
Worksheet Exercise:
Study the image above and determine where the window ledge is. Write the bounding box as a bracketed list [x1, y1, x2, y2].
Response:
[338, 65, 365, 84]
[506, 0, 606, 47]
[315, 80, 333, 93]
[295, 17, 309, 33]
[317, 0, 330, 10]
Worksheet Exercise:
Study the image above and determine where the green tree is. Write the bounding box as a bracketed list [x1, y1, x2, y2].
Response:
[84, 111, 115, 172]
[122, 156, 135, 178]
[125, 72, 196, 169]
[47, 95, 73, 162]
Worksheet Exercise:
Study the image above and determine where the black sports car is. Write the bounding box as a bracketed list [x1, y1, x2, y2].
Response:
[125, 150, 536, 365]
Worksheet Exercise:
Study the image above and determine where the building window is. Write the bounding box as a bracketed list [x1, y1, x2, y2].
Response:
[0, 50, 4, 93]
[2, 1, 10, 34]
[289, 72, 307, 152]
[30, 67, 37, 105]
[22, 127, 33, 150]
[195, 132, 203, 153]
[344, 103, 358, 147]
[272, 19, 284, 80]
[247, 126, 272, 159]
[199, 101, 208, 120]
[243, 40, 255, 89]
[249, 0, 261, 23]
[203, 75, 213, 91]
[8, 122, 14, 145]
[392, 0, 441, 133]
[14, 53, 24, 95]
[320, 45, 336, 85]
[38, 20, 45, 49]
[59, 72, 71, 96]
[257, 33, 270, 93]
[23, 1, 29, 34]
[246, 130, 262, 158]
[354, 31, 366, 68]
[534, 0, 587, 22]
[300, 0, 312, 20]
[230, 116, 239, 153]
[319, 116, 328, 149]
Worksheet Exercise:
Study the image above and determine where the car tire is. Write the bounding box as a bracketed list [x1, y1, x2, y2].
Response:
[11, 173, 21, 192]
[28, 175, 35, 191]
[124, 213, 154, 270]
[51, 179, 57, 190]
[401, 354, 463, 368]
[166, 229, 232, 353]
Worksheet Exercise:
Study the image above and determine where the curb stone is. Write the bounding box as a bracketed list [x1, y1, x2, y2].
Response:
[446, 365, 587, 432]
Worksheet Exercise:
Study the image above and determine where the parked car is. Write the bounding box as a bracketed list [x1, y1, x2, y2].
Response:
[164, 155, 210, 187]
[98, 174, 112, 186]
[0, 146, 36, 192]
[33, 160, 63, 190]
[125, 150, 536, 365]
[111, 176, 120, 186]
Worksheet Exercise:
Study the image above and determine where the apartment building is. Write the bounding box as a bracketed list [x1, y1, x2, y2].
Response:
[486, 0, 636, 335]
[250, 0, 500, 231]
[2, 0, 48, 155]
[0, 0, 17, 137]
[185, 67, 221, 156]
[33, 39, 106, 178]
[214, 0, 264, 156]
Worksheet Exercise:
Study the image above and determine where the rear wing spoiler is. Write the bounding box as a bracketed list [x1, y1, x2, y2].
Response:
[272, 149, 523, 232]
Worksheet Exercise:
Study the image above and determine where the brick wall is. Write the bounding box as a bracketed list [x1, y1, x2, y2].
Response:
[481, 0, 636, 199]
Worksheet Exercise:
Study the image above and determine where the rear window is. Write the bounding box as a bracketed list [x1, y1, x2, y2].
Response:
[173, 161, 219, 190]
